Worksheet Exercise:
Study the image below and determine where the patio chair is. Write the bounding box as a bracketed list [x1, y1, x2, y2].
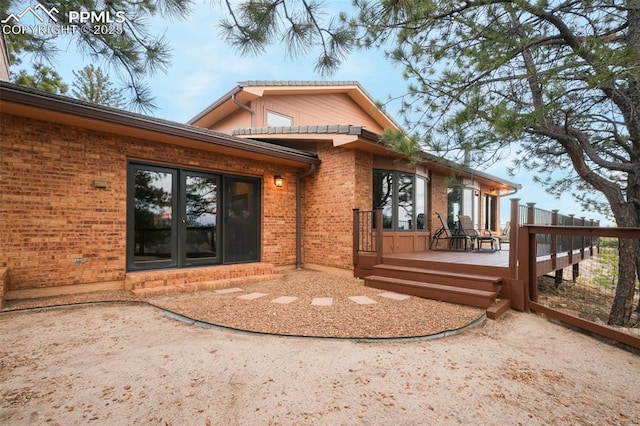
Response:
[458, 215, 502, 252]
[431, 212, 472, 251]
[500, 221, 510, 243]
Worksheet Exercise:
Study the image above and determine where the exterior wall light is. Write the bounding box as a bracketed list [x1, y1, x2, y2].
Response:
[274, 175, 283, 187]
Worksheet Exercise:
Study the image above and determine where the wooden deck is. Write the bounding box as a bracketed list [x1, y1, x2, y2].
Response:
[356, 246, 511, 278]
[356, 247, 512, 318]
[355, 243, 593, 320]
[384, 248, 510, 270]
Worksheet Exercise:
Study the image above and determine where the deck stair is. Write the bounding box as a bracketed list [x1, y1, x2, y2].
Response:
[364, 263, 509, 318]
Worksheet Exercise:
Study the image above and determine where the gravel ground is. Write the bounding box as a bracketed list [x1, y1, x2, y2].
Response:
[2, 269, 484, 339]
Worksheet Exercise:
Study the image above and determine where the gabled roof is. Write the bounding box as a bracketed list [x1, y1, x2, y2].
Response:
[0, 82, 320, 167]
[188, 80, 520, 191]
[188, 80, 401, 131]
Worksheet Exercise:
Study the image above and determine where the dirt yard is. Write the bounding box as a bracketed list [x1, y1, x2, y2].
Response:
[1, 304, 638, 425]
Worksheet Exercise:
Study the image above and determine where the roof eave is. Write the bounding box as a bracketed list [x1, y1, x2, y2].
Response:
[186, 84, 243, 125]
[0, 82, 320, 166]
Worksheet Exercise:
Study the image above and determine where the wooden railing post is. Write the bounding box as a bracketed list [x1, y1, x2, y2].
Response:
[526, 202, 536, 225]
[568, 214, 575, 264]
[375, 207, 383, 265]
[551, 210, 561, 285]
[580, 216, 586, 260]
[509, 198, 520, 280]
[516, 225, 534, 312]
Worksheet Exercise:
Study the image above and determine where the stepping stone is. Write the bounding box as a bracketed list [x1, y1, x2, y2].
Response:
[215, 287, 244, 294]
[311, 297, 333, 306]
[238, 292, 268, 300]
[349, 296, 377, 305]
[271, 296, 297, 304]
[378, 292, 411, 301]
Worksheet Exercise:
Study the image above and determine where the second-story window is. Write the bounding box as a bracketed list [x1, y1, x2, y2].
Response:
[266, 110, 293, 127]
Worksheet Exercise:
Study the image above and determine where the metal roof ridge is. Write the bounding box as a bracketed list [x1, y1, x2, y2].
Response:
[231, 124, 365, 134]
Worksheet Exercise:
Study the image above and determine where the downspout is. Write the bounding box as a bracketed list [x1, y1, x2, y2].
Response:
[296, 163, 318, 269]
[232, 93, 255, 127]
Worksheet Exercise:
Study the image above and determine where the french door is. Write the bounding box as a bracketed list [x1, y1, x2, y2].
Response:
[127, 163, 259, 271]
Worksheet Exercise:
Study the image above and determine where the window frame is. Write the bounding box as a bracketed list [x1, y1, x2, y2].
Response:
[373, 169, 429, 232]
[265, 110, 293, 127]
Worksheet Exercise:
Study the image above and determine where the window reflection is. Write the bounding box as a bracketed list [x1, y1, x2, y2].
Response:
[373, 170, 428, 232]
[185, 175, 218, 260]
[134, 169, 173, 262]
[373, 171, 393, 229]
[397, 173, 413, 229]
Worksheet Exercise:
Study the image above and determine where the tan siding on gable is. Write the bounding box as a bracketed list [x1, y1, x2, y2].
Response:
[253, 94, 385, 132]
[212, 108, 252, 134]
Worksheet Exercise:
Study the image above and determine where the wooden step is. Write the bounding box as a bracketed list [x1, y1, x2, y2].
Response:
[371, 264, 501, 292]
[365, 275, 497, 309]
[486, 299, 511, 320]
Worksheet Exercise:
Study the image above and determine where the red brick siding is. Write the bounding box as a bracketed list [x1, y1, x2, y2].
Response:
[302, 144, 360, 269]
[1, 114, 299, 290]
[430, 173, 449, 237]
[354, 151, 373, 211]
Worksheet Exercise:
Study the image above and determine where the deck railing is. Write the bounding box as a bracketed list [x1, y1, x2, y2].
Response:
[352, 208, 383, 265]
[508, 199, 599, 277]
[354, 201, 599, 270]
[517, 225, 640, 350]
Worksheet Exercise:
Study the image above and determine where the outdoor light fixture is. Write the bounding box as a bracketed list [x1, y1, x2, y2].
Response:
[274, 175, 283, 187]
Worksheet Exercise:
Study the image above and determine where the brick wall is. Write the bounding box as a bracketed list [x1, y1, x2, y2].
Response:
[0, 114, 300, 291]
[354, 150, 373, 211]
[430, 172, 450, 236]
[302, 144, 363, 270]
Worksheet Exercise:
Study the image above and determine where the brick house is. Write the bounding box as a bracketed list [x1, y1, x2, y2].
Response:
[0, 80, 519, 303]
[189, 81, 520, 268]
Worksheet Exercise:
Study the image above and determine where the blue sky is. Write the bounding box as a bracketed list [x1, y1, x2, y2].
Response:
[11, 0, 610, 225]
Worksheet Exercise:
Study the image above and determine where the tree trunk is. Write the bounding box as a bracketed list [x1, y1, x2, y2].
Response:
[608, 238, 638, 325]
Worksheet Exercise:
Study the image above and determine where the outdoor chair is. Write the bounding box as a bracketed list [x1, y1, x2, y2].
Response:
[431, 212, 472, 251]
[500, 221, 510, 243]
[458, 215, 502, 252]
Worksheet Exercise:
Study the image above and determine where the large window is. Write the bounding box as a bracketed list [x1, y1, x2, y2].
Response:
[127, 163, 260, 271]
[447, 186, 480, 230]
[373, 170, 428, 231]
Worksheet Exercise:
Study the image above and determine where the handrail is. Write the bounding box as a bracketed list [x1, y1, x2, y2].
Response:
[508, 199, 601, 280]
[352, 208, 384, 263]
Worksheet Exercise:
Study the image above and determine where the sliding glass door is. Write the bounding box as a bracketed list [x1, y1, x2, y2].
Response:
[183, 172, 219, 266]
[223, 177, 260, 263]
[128, 163, 259, 271]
